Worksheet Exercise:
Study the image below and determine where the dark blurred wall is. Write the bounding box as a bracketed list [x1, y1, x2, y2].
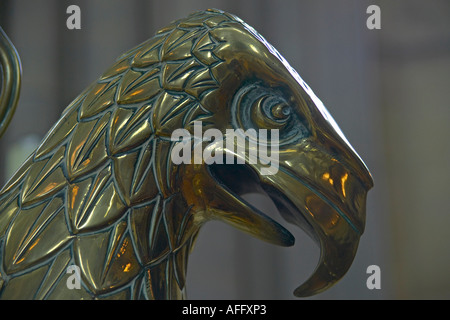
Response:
[0, 0, 449, 299]
[378, 1, 450, 299]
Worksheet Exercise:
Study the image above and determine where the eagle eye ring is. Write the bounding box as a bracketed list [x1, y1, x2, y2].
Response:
[231, 83, 309, 145]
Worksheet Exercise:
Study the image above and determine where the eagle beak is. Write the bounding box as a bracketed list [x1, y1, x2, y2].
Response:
[255, 132, 373, 297]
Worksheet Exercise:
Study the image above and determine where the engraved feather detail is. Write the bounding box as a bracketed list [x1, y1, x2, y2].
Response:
[0, 9, 233, 299]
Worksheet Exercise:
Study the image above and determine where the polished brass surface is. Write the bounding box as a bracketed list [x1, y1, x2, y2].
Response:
[0, 27, 21, 139]
[0, 9, 373, 299]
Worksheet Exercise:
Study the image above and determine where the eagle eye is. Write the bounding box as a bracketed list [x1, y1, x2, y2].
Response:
[231, 83, 310, 145]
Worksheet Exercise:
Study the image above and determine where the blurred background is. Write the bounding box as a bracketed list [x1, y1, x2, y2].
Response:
[0, 0, 449, 299]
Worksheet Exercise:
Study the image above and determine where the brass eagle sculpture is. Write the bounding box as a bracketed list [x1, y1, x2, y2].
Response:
[0, 9, 373, 299]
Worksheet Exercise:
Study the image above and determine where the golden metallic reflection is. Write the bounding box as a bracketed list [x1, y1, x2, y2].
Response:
[0, 27, 21, 139]
[341, 173, 348, 198]
[305, 194, 340, 233]
[322, 172, 334, 186]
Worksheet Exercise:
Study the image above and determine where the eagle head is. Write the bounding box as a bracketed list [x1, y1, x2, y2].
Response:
[0, 9, 373, 299]
[146, 9, 374, 297]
